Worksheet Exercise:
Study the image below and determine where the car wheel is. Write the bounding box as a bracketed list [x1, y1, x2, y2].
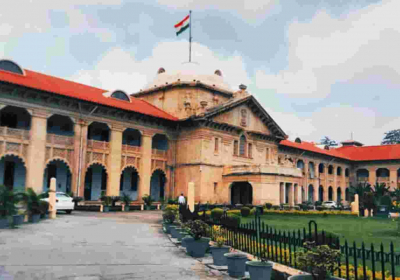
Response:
[66, 210, 72, 214]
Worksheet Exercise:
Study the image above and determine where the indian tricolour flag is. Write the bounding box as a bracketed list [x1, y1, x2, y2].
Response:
[174, 14, 190, 36]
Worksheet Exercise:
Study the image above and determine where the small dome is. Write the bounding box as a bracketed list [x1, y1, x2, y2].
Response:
[157, 67, 165, 74]
[145, 63, 231, 91]
[214, 69, 222, 76]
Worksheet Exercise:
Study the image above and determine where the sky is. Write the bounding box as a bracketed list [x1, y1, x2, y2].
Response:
[0, 0, 399, 146]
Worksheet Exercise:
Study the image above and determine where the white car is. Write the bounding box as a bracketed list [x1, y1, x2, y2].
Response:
[322, 201, 337, 209]
[42, 192, 74, 214]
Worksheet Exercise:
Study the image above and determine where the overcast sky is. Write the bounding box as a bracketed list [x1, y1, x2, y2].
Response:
[1, 0, 399, 146]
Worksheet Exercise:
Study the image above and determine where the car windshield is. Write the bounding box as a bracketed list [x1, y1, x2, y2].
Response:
[56, 193, 70, 198]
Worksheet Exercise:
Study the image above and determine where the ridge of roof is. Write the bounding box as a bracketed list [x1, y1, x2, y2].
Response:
[0, 68, 178, 121]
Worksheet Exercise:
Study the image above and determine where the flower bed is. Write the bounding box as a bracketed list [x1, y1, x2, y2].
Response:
[261, 209, 357, 217]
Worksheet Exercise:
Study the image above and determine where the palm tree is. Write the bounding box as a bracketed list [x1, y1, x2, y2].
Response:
[349, 182, 372, 214]
[371, 183, 391, 199]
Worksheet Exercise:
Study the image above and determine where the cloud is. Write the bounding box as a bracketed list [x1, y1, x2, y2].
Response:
[255, 0, 400, 99]
[68, 41, 251, 93]
[157, 0, 280, 21]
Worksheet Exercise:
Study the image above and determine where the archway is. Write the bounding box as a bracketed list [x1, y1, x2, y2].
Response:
[337, 167, 342, 176]
[328, 186, 333, 201]
[308, 184, 314, 202]
[88, 122, 110, 142]
[84, 163, 107, 201]
[345, 188, 350, 201]
[0, 155, 26, 192]
[150, 169, 166, 201]
[376, 168, 389, 179]
[152, 134, 168, 150]
[308, 162, 315, 178]
[337, 187, 342, 203]
[301, 186, 305, 202]
[43, 159, 72, 193]
[231, 182, 253, 205]
[47, 114, 74, 136]
[328, 165, 334, 175]
[122, 128, 141, 146]
[345, 168, 350, 177]
[318, 163, 325, 174]
[0, 106, 31, 130]
[120, 166, 139, 200]
[319, 186, 324, 202]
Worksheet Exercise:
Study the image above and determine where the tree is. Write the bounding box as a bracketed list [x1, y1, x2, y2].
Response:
[320, 136, 338, 147]
[381, 129, 400, 145]
[349, 182, 372, 213]
[371, 183, 391, 204]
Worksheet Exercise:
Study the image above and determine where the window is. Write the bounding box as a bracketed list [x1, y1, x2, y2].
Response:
[233, 140, 238, 156]
[239, 135, 246, 156]
[111, 90, 130, 102]
[266, 148, 270, 162]
[248, 143, 253, 158]
[214, 182, 218, 193]
[240, 109, 247, 127]
[214, 137, 219, 153]
[0, 59, 24, 75]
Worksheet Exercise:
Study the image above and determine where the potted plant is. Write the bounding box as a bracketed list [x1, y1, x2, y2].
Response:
[21, 188, 45, 223]
[121, 193, 132, 212]
[224, 251, 248, 278]
[209, 225, 230, 266]
[0, 185, 18, 228]
[72, 196, 83, 208]
[290, 241, 341, 280]
[13, 208, 25, 226]
[142, 194, 154, 210]
[39, 200, 49, 219]
[102, 196, 112, 212]
[246, 256, 273, 280]
[162, 209, 175, 233]
[110, 196, 121, 208]
[184, 219, 210, 258]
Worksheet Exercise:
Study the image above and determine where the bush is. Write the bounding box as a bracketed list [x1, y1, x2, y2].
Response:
[380, 195, 392, 207]
[315, 201, 322, 206]
[272, 205, 280, 210]
[294, 205, 301, 210]
[265, 203, 272, 209]
[39, 200, 49, 217]
[211, 208, 224, 221]
[184, 220, 209, 240]
[316, 206, 323, 211]
[222, 214, 241, 228]
[250, 207, 256, 215]
[241, 206, 250, 217]
[162, 210, 175, 223]
[235, 204, 243, 209]
[307, 231, 340, 249]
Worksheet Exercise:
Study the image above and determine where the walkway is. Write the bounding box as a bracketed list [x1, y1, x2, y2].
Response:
[0, 211, 229, 280]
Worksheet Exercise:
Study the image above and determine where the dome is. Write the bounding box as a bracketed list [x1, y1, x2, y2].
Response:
[144, 63, 232, 91]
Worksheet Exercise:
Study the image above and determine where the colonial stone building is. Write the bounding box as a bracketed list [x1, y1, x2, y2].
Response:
[0, 59, 399, 206]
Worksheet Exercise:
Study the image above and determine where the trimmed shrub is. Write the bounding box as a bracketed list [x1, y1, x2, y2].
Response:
[241, 206, 250, 217]
[294, 205, 301, 211]
[315, 201, 322, 207]
[235, 204, 243, 209]
[316, 206, 323, 211]
[250, 207, 256, 215]
[222, 213, 241, 228]
[211, 208, 224, 221]
[272, 205, 280, 210]
[265, 203, 272, 209]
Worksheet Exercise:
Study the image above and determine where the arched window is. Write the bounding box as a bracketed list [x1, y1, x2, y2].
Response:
[233, 140, 238, 156]
[239, 135, 246, 156]
[337, 166, 342, 176]
[111, 90, 130, 102]
[240, 109, 247, 127]
[0, 59, 25, 75]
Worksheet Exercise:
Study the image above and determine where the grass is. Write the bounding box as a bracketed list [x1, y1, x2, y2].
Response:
[241, 213, 400, 252]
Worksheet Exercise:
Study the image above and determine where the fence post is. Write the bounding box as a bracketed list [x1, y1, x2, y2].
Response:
[308, 220, 318, 244]
[353, 242, 358, 280]
[362, 242, 367, 280]
[371, 243, 376, 280]
[390, 242, 395, 280]
[345, 241, 350, 280]
[381, 243, 385, 280]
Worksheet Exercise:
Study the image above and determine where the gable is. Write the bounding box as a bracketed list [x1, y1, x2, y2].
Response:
[213, 104, 271, 134]
[203, 96, 287, 139]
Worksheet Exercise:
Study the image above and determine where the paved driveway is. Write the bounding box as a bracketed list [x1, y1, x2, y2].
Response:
[0, 211, 225, 280]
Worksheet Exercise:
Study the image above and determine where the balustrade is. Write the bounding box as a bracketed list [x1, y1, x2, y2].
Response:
[87, 139, 110, 150]
[152, 149, 167, 157]
[46, 134, 74, 146]
[0, 126, 30, 140]
[122, 144, 141, 154]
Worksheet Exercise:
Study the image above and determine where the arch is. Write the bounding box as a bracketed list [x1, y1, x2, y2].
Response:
[86, 161, 108, 173]
[356, 169, 369, 179]
[88, 122, 110, 142]
[123, 128, 141, 146]
[319, 185, 324, 202]
[0, 154, 26, 192]
[0, 106, 31, 130]
[0, 152, 26, 167]
[150, 169, 167, 201]
[337, 166, 342, 176]
[328, 165, 334, 175]
[328, 186, 333, 201]
[43, 158, 72, 193]
[308, 184, 314, 202]
[47, 114, 74, 136]
[318, 163, 325, 174]
[337, 187, 342, 203]
[84, 162, 108, 201]
[120, 166, 139, 200]
[239, 135, 246, 156]
[301, 186, 305, 202]
[308, 162, 315, 178]
[376, 168, 389, 178]
[152, 134, 168, 150]
[297, 159, 305, 170]
[345, 187, 350, 201]
[111, 90, 130, 102]
[0, 59, 25, 75]
[230, 182, 253, 205]
[45, 157, 72, 172]
[345, 168, 350, 177]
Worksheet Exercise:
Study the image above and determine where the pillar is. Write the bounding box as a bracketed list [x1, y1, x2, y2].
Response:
[49, 177, 56, 219]
[72, 119, 88, 197]
[188, 181, 195, 212]
[279, 182, 284, 204]
[293, 184, 298, 205]
[107, 125, 123, 196]
[26, 110, 48, 193]
[369, 168, 376, 186]
[389, 169, 397, 190]
[139, 132, 153, 200]
[288, 183, 294, 206]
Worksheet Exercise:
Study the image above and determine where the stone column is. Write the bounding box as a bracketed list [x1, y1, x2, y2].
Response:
[288, 183, 294, 206]
[139, 132, 153, 201]
[26, 110, 48, 193]
[293, 184, 298, 205]
[188, 182, 195, 212]
[49, 177, 56, 219]
[279, 182, 284, 204]
[369, 168, 376, 186]
[389, 168, 397, 190]
[72, 119, 88, 197]
[107, 125, 124, 196]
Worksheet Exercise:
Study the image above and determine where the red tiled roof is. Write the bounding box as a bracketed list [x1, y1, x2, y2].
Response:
[335, 144, 400, 161]
[281, 139, 400, 161]
[280, 140, 351, 160]
[0, 69, 178, 121]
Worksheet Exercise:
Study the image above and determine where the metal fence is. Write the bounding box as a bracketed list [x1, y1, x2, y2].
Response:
[178, 204, 399, 280]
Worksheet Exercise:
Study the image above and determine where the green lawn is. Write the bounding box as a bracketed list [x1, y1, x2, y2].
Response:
[241, 214, 400, 252]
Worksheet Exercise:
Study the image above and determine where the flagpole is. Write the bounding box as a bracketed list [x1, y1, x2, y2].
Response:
[189, 10, 192, 63]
